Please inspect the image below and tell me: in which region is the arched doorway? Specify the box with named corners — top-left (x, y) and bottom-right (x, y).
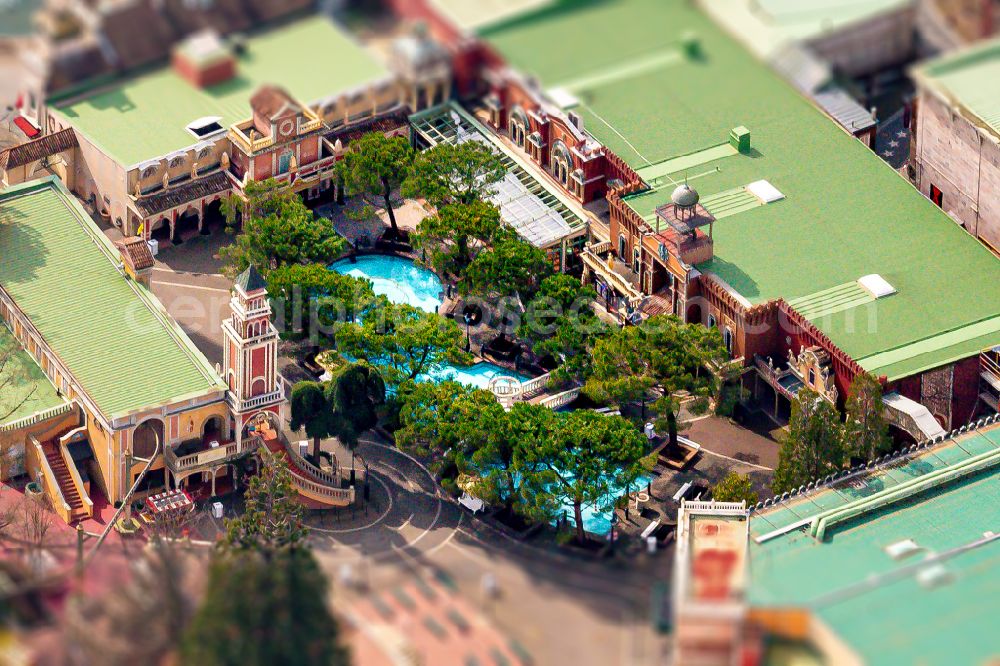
top-left (242, 410), bottom-right (281, 440)
top-left (686, 303), bottom-right (702, 325)
top-left (173, 208), bottom-right (200, 244)
top-left (150, 217), bottom-right (171, 243)
top-left (202, 199), bottom-right (223, 235)
top-left (133, 418), bottom-right (165, 458)
top-left (201, 414), bottom-right (226, 443)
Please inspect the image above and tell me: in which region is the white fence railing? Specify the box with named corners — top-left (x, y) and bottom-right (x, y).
top-left (0, 402), bottom-right (73, 432)
top-left (539, 387), bottom-right (581, 410)
top-left (166, 436), bottom-right (260, 473)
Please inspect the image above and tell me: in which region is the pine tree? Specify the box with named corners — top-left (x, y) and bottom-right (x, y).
top-left (180, 548), bottom-right (349, 666)
top-left (773, 389), bottom-right (847, 493)
top-left (845, 372), bottom-right (892, 463)
top-left (223, 448), bottom-right (307, 553)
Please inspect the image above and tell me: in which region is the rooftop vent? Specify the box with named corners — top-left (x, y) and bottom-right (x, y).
top-left (916, 562), bottom-right (953, 589)
top-left (883, 538), bottom-right (921, 560)
top-left (857, 274), bottom-right (896, 299)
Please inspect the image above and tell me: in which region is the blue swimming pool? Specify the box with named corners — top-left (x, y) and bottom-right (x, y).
top-left (424, 361), bottom-right (531, 389)
top-left (330, 254), bottom-right (443, 313)
top-left (557, 473), bottom-right (655, 537)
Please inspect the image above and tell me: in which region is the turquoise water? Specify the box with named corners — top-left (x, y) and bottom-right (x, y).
top-left (330, 254), bottom-right (443, 313)
top-left (557, 473), bottom-right (655, 537)
top-left (424, 361), bottom-right (530, 389)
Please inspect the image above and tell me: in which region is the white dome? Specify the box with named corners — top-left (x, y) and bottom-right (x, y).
top-left (671, 183), bottom-right (699, 207)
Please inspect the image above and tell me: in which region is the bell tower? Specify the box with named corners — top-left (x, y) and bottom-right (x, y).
top-left (222, 265), bottom-right (284, 441)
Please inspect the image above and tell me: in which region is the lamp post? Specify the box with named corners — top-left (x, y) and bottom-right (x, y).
top-left (464, 310), bottom-right (473, 352)
top-left (609, 511), bottom-right (619, 554)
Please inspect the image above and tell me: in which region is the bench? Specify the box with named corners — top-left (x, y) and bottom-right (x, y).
top-left (672, 481), bottom-right (693, 502)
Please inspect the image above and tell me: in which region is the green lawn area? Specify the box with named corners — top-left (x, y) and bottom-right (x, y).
top-left (0, 324), bottom-right (64, 427)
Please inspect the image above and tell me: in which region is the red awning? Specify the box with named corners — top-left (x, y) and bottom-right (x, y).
top-left (13, 116), bottom-right (40, 138)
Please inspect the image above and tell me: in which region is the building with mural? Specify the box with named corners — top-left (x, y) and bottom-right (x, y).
top-left (910, 37), bottom-right (1000, 254)
top-left (0, 177), bottom-right (354, 523)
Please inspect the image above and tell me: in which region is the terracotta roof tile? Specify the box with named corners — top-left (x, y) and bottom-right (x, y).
top-left (0, 129), bottom-right (78, 170)
top-left (135, 171), bottom-right (231, 217)
top-left (115, 236), bottom-right (155, 271)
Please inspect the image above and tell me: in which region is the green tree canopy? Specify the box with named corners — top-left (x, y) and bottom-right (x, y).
top-left (712, 472), bottom-right (759, 505)
top-left (467, 402), bottom-right (559, 523)
top-left (460, 234), bottom-right (553, 302)
top-left (519, 274), bottom-right (607, 385)
top-left (394, 380), bottom-right (499, 466)
top-left (844, 372), bottom-right (891, 463)
top-left (223, 447), bottom-right (308, 553)
top-left (290, 381), bottom-right (336, 458)
top-left (523, 411), bottom-right (647, 543)
top-left (585, 316), bottom-right (726, 445)
top-left (403, 141), bottom-right (505, 208)
top-left (337, 132), bottom-right (415, 238)
top-left (335, 302), bottom-right (471, 388)
top-left (326, 361), bottom-right (385, 460)
top-left (266, 263), bottom-right (375, 340)
top-left (219, 179), bottom-right (345, 277)
top-left (413, 200), bottom-right (503, 276)
top-left (180, 548), bottom-right (348, 666)
top-left (773, 389), bottom-right (848, 493)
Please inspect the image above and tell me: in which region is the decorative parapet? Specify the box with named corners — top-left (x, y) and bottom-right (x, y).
top-left (0, 402), bottom-right (73, 432)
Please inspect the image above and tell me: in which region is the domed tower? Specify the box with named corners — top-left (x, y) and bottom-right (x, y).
top-left (671, 183), bottom-right (701, 222)
top-left (653, 179), bottom-right (716, 265)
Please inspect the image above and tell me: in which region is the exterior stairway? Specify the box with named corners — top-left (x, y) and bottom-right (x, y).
top-left (41, 440), bottom-right (89, 522)
top-left (259, 438), bottom-right (355, 509)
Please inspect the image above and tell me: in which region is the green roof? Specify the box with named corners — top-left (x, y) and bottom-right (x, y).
top-left (0, 323), bottom-right (65, 427)
top-left (483, 0), bottom-right (1000, 374)
top-left (429, 0), bottom-right (556, 31)
top-left (0, 178), bottom-right (224, 420)
top-left (51, 16), bottom-right (390, 167)
top-left (749, 424), bottom-right (1000, 666)
top-left (915, 37), bottom-right (1000, 137)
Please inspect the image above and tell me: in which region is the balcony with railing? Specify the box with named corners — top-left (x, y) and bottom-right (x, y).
top-left (227, 388), bottom-right (284, 413)
top-left (754, 354), bottom-right (804, 401)
top-left (165, 436), bottom-right (260, 475)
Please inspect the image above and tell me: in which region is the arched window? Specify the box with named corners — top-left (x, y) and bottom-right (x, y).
top-left (633, 247), bottom-right (641, 274)
top-left (509, 106), bottom-right (529, 148)
top-left (707, 314), bottom-right (717, 328)
top-left (618, 234), bottom-right (627, 259)
top-left (723, 327), bottom-right (733, 354)
top-left (551, 140), bottom-right (572, 186)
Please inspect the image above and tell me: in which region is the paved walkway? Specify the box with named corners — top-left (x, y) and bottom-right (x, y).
top-left (308, 435), bottom-right (670, 665)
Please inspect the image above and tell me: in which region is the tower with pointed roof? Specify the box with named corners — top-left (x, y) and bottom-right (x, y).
top-left (222, 264), bottom-right (285, 441)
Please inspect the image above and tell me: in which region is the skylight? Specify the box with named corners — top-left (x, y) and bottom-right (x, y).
top-left (186, 116), bottom-right (225, 138)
